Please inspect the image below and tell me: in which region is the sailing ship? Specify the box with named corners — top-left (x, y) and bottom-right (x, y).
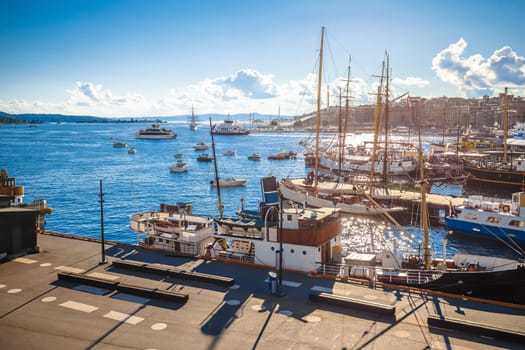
top-left (338, 90), bottom-right (525, 305)
top-left (281, 49), bottom-right (406, 217)
top-left (189, 105), bottom-right (198, 131)
top-left (463, 88), bottom-right (524, 192)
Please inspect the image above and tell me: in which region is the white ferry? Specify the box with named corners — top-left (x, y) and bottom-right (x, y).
top-left (136, 122), bottom-right (177, 139)
top-left (211, 117), bottom-right (250, 135)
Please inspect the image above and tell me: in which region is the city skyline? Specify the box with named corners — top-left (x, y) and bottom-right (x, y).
top-left (1, 0), bottom-right (524, 117)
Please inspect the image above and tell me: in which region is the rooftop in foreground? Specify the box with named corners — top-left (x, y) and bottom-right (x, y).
top-left (0, 232), bottom-right (524, 349)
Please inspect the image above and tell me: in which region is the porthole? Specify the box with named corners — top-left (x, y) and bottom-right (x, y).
top-left (302, 250), bottom-right (307, 255)
top-left (290, 249), bottom-right (295, 254)
top-left (271, 246), bottom-right (275, 251)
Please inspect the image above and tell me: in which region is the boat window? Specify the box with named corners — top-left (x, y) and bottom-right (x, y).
top-left (486, 216), bottom-right (501, 223)
top-left (290, 249), bottom-right (295, 254)
top-left (509, 220), bottom-right (525, 227)
top-left (287, 214), bottom-right (292, 221)
top-left (303, 250), bottom-right (307, 255)
top-left (465, 213), bottom-right (479, 220)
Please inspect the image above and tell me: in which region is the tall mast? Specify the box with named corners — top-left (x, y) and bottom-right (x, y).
top-left (382, 52), bottom-right (390, 186)
top-left (503, 87), bottom-right (509, 163)
top-left (369, 58), bottom-right (385, 196)
top-left (342, 56), bottom-right (351, 181)
top-left (314, 26), bottom-right (324, 193)
top-left (209, 118), bottom-right (223, 218)
top-left (416, 100), bottom-right (431, 269)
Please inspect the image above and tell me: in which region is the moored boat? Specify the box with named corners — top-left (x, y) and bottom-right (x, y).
top-left (193, 141), bottom-right (209, 150)
top-left (197, 153), bottom-right (214, 162)
top-left (445, 192), bottom-right (525, 247)
top-left (170, 161), bottom-right (188, 173)
top-left (210, 178), bottom-right (246, 188)
top-left (248, 152), bottom-right (261, 161)
top-left (130, 203), bottom-right (214, 256)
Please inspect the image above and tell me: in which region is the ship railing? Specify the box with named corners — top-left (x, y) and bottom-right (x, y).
top-left (317, 262), bottom-right (443, 285)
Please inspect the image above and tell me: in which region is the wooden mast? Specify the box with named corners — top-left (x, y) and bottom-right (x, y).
top-left (382, 53), bottom-right (390, 187)
top-left (416, 99), bottom-right (431, 269)
top-left (209, 118), bottom-right (223, 218)
top-left (503, 87), bottom-right (509, 163)
top-left (313, 26), bottom-right (324, 193)
top-left (369, 58), bottom-right (385, 196)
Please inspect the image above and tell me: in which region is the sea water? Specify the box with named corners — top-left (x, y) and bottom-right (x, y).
top-left (1, 121), bottom-right (521, 260)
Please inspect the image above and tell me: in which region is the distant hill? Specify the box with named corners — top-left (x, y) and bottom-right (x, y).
top-left (0, 111), bottom-right (289, 124)
top-left (0, 112), bottom-right (158, 124)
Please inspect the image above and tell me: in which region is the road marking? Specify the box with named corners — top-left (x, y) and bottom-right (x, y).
top-left (59, 300), bottom-right (98, 313)
top-left (42, 296), bottom-right (57, 303)
top-left (40, 263), bottom-right (52, 267)
top-left (54, 266), bottom-right (85, 274)
top-left (103, 310), bottom-right (144, 325)
top-left (73, 284), bottom-right (111, 295)
top-left (226, 299), bottom-right (240, 306)
top-left (7, 288), bottom-right (22, 294)
top-left (151, 323), bottom-right (167, 331)
top-left (13, 257), bottom-right (38, 264)
top-left (0, 284), bottom-right (6, 289)
top-left (264, 279), bottom-right (302, 287)
top-left (87, 272), bottom-right (120, 281)
top-left (277, 310), bottom-right (293, 316)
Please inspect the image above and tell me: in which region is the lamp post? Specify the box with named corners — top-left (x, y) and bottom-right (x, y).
top-left (278, 193), bottom-right (284, 296)
top-left (99, 179), bottom-right (107, 265)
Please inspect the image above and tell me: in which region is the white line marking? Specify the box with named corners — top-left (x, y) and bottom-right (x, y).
top-left (13, 257), bottom-right (38, 264)
top-left (87, 272), bottom-right (120, 281)
top-left (54, 266), bottom-right (85, 274)
top-left (41, 296), bottom-right (57, 303)
top-left (0, 284), bottom-right (6, 289)
top-left (59, 300), bottom-right (98, 313)
top-left (7, 288), bottom-right (22, 294)
top-left (103, 310), bottom-right (144, 325)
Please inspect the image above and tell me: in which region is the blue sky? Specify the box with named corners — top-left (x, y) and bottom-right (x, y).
top-left (1, 0), bottom-right (524, 117)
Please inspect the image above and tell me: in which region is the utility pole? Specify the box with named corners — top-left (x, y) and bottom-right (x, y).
top-left (99, 179), bottom-right (107, 265)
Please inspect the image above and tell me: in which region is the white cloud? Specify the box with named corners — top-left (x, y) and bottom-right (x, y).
top-left (0, 69), bottom-right (407, 117)
top-left (392, 76), bottom-right (429, 88)
top-left (432, 38), bottom-right (525, 97)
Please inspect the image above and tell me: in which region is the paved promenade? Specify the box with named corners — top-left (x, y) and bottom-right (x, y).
top-left (0, 233), bottom-right (523, 349)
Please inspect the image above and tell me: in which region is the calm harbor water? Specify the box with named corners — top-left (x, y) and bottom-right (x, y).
top-left (1, 121), bottom-right (521, 260)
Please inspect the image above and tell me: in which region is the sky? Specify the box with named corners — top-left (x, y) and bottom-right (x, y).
top-left (1, 0), bottom-right (525, 118)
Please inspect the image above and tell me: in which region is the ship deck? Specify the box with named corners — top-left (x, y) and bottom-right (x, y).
top-left (1, 232), bottom-right (524, 349)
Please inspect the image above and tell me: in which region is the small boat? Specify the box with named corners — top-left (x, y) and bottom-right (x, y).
top-left (445, 192), bottom-right (525, 247)
top-left (211, 117), bottom-right (250, 135)
top-left (223, 150), bottom-right (236, 156)
top-left (210, 178), bottom-right (247, 188)
top-left (127, 147), bottom-right (137, 154)
top-left (248, 153), bottom-right (261, 161)
top-left (130, 203), bottom-right (214, 255)
top-left (268, 151), bottom-right (297, 160)
top-left (193, 141), bottom-right (209, 150)
top-left (170, 162), bottom-right (188, 173)
top-left (197, 154), bottom-right (214, 162)
top-left (135, 122), bottom-right (177, 139)
top-left (113, 141), bottom-right (128, 148)
top-left (174, 153), bottom-right (183, 158)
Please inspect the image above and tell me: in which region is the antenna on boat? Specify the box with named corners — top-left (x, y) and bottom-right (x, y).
top-left (209, 118), bottom-right (223, 218)
top-left (98, 179), bottom-right (107, 265)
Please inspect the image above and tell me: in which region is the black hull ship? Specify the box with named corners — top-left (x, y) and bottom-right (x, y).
top-left (464, 163), bottom-right (525, 193)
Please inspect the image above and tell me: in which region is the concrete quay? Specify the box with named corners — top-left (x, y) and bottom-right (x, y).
top-left (0, 232), bottom-right (524, 350)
